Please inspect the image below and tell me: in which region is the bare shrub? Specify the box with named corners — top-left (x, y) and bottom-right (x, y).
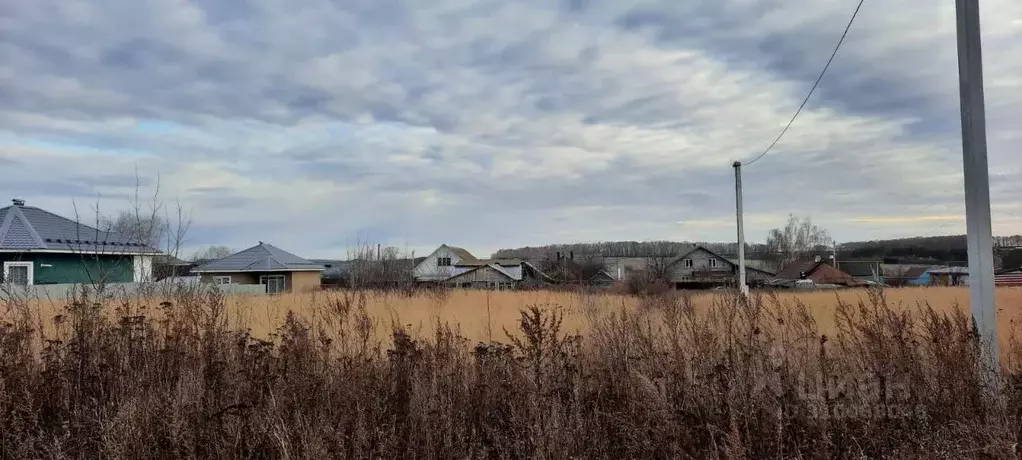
top-left (0, 288), bottom-right (1019, 459)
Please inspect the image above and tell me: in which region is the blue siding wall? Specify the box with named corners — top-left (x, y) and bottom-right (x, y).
top-left (907, 272), bottom-right (932, 286)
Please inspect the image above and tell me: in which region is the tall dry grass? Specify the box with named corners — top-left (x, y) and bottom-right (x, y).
top-left (1, 286), bottom-right (1021, 458)
top-left (23, 286), bottom-right (1022, 350)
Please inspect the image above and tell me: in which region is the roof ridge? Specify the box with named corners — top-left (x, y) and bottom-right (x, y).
top-left (0, 205), bottom-right (47, 249)
top-left (0, 206), bottom-right (20, 243)
top-left (20, 205), bottom-right (110, 236)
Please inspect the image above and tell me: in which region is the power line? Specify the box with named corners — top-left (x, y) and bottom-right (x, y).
top-left (744, 0), bottom-right (867, 167)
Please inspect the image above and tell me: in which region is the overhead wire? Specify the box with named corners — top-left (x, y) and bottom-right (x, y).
top-left (743, 0), bottom-right (867, 167)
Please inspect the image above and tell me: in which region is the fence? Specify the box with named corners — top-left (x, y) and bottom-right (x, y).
top-left (0, 281), bottom-right (266, 302)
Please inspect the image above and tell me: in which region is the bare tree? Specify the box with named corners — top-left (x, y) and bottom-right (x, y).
top-left (98, 172), bottom-right (191, 260)
top-left (67, 171), bottom-right (191, 295)
top-left (766, 214), bottom-right (832, 271)
top-left (539, 252), bottom-right (608, 286)
top-left (190, 245), bottom-right (234, 262)
top-left (344, 241), bottom-right (416, 291)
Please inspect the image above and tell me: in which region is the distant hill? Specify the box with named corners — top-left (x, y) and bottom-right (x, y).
top-left (492, 241), bottom-right (767, 260)
top-left (839, 235), bottom-right (968, 263)
top-left (841, 235), bottom-right (1021, 263)
top-left (494, 235), bottom-right (1022, 265)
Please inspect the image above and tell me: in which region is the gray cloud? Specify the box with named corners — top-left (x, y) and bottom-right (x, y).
top-left (0, 0), bottom-right (1020, 257)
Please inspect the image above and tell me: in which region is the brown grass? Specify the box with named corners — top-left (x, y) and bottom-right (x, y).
top-left (20, 286), bottom-right (1022, 349)
top-left (2, 286), bottom-right (1022, 458)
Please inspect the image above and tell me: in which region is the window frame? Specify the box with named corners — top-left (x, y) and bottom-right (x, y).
top-left (2, 261), bottom-right (33, 286)
top-left (260, 274), bottom-right (287, 294)
top-left (709, 258), bottom-right (717, 268)
top-left (438, 257), bottom-right (452, 267)
top-left (684, 259), bottom-right (693, 268)
top-left (214, 275), bottom-right (232, 285)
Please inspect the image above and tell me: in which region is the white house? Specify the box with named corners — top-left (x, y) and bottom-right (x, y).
top-left (412, 244), bottom-right (553, 288)
top-left (412, 244), bottom-right (480, 281)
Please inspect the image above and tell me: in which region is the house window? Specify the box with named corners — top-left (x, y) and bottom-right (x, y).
top-left (438, 257), bottom-right (452, 267)
top-left (684, 259), bottom-right (693, 268)
top-left (260, 274), bottom-right (287, 294)
top-left (709, 258), bottom-right (717, 268)
top-left (214, 276), bottom-right (232, 285)
top-left (2, 262), bottom-right (33, 286)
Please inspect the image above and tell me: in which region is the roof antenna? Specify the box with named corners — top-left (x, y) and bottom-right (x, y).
top-left (11, 198), bottom-right (25, 206)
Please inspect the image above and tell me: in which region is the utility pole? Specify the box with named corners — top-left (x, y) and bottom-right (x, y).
top-left (955, 0), bottom-right (998, 373)
top-left (733, 161), bottom-right (748, 296)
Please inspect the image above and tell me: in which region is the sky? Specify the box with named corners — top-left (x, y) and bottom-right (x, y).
top-left (1, 0), bottom-right (1020, 258)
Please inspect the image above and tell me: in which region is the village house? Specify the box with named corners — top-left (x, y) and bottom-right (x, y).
top-left (881, 264), bottom-right (934, 286)
top-left (996, 267), bottom-right (1022, 287)
top-left (413, 244), bottom-right (553, 289)
top-left (836, 260), bottom-right (884, 284)
top-left (0, 199), bottom-right (161, 286)
top-left (927, 266), bottom-right (970, 286)
top-left (772, 257), bottom-right (868, 288)
top-left (192, 242), bottom-right (325, 294)
top-left (664, 245), bottom-right (775, 289)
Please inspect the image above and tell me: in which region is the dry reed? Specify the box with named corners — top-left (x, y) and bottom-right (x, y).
top-left (0, 286), bottom-right (1020, 458)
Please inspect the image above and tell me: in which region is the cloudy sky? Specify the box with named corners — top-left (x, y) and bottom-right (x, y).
top-left (1, 0), bottom-right (1020, 258)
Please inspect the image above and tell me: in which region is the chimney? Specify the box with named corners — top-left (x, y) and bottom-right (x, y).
top-left (569, 251), bottom-right (574, 260)
top-left (11, 198), bottom-right (25, 207)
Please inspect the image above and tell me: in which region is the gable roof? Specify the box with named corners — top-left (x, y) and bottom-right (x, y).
top-left (839, 261), bottom-right (882, 278)
top-left (776, 260), bottom-right (866, 286)
top-left (446, 264), bottom-right (517, 281)
top-left (885, 265), bottom-right (931, 279)
top-left (443, 245), bottom-right (479, 263)
top-left (0, 201), bottom-right (159, 254)
top-left (667, 245), bottom-right (730, 267)
top-left (663, 245), bottom-right (777, 276)
top-left (454, 258), bottom-right (522, 267)
top-left (776, 260), bottom-right (826, 280)
top-left (193, 242), bottom-right (325, 273)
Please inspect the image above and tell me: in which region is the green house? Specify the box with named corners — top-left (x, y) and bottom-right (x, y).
top-left (0, 199), bottom-right (162, 286)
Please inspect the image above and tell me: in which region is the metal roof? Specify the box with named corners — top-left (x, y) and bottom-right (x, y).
top-left (446, 263), bottom-right (519, 281)
top-left (884, 265), bottom-right (932, 279)
top-left (444, 245), bottom-right (479, 263)
top-left (454, 258), bottom-right (522, 267)
top-left (0, 200), bottom-right (159, 254)
top-left (193, 242), bottom-right (325, 272)
top-left (838, 261), bottom-right (882, 278)
top-left (928, 266), bottom-right (970, 274)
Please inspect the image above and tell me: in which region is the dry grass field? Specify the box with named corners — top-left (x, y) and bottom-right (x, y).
top-left (16, 285), bottom-right (1022, 348)
top-left (4, 285), bottom-right (1022, 458)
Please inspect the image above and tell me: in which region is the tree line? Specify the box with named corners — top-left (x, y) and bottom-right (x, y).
top-left (494, 215), bottom-right (1022, 270)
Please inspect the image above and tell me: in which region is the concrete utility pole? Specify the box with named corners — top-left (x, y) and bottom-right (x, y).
top-left (955, 0), bottom-right (998, 372)
top-left (733, 161), bottom-right (748, 296)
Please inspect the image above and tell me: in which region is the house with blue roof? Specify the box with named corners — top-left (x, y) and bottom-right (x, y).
top-left (192, 242), bottom-right (325, 294)
top-left (0, 199), bottom-right (162, 286)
